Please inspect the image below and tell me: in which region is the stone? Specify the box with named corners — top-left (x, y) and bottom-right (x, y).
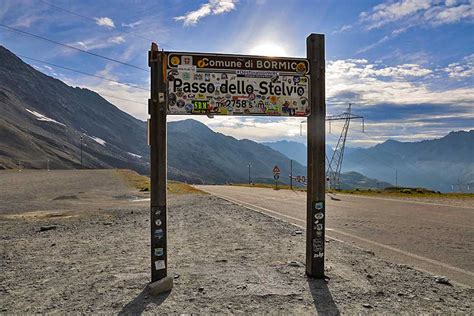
top-left (362, 303), bottom-right (373, 309)
top-left (39, 225), bottom-right (57, 232)
top-left (148, 276), bottom-right (173, 295)
top-left (434, 276), bottom-right (452, 285)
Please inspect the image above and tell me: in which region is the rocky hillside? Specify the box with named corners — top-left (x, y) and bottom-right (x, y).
top-left (0, 46), bottom-right (149, 173)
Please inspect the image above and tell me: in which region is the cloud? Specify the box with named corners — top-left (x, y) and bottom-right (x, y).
top-left (94, 16), bottom-right (115, 28)
top-left (122, 20), bottom-right (143, 28)
top-left (443, 53), bottom-right (474, 79)
top-left (360, 0), bottom-right (474, 30)
top-left (108, 36), bottom-right (125, 44)
top-left (174, 0), bottom-right (237, 26)
top-left (70, 35), bottom-right (127, 51)
top-left (332, 24), bottom-right (353, 34)
top-left (425, 3), bottom-right (474, 25)
top-left (326, 58), bottom-right (474, 107)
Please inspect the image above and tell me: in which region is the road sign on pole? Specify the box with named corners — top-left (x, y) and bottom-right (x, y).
top-left (148, 34), bottom-right (326, 291)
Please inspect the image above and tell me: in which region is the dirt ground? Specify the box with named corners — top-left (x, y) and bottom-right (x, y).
top-left (1, 170), bottom-right (473, 313)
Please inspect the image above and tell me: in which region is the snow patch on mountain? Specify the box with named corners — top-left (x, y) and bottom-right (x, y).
top-left (25, 108), bottom-right (65, 126)
top-left (127, 152), bottom-right (142, 159)
top-left (89, 136), bottom-right (106, 146)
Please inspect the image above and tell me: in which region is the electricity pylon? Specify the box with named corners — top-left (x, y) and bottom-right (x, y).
top-left (326, 104), bottom-right (364, 189)
top-left (300, 103), bottom-right (364, 189)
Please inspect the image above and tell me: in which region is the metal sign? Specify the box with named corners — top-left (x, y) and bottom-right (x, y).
top-left (166, 52), bottom-right (310, 116)
top-left (290, 175), bottom-right (307, 185)
top-left (272, 165), bottom-right (281, 174)
top-left (148, 34), bottom-right (326, 292)
top-left (274, 174), bottom-right (280, 180)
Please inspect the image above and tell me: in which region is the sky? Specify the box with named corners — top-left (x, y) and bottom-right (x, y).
top-left (0, 0), bottom-right (473, 147)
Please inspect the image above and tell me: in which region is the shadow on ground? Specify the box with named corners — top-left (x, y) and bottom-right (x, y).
top-left (119, 287), bottom-right (170, 315)
top-left (307, 278), bottom-right (340, 315)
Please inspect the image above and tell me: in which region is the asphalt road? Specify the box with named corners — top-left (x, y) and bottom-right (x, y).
top-left (197, 185), bottom-right (474, 287)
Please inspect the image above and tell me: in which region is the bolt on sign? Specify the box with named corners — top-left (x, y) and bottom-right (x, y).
top-left (166, 53), bottom-right (310, 116)
top-left (148, 34), bottom-right (326, 293)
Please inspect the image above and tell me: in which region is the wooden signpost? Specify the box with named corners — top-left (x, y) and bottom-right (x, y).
top-left (148, 34), bottom-right (325, 292)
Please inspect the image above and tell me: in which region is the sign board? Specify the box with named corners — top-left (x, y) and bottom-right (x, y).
top-left (290, 175), bottom-right (307, 185)
top-left (166, 52), bottom-right (310, 116)
top-left (148, 34), bottom-right (326, 288)
top-left (274, 174), bottom-right (280, 180)
top-left (272, 165), bottom-right (281, 174)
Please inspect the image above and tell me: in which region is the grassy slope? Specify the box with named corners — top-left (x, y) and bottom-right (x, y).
top-left (115, 169), bottom-right (203, 194)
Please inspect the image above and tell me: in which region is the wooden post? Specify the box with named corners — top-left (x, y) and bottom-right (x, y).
top-left (306, 34), bottom-right (326, 278)
top-left (148, 43), bottom-right (173, 293)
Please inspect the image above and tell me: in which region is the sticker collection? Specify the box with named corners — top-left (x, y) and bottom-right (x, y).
top-left (152, 207), bottom-right (166, 271)
top-left (312, 201), bottom-right (325, 259)
top-left (166, 55), bottom-right (310, 116)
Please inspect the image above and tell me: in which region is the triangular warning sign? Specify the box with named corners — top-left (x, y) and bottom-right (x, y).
top-left (272, 165), bottom-right (281, 174)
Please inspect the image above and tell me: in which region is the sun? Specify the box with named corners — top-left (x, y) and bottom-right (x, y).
top-left (249, 43), bottom-right (288, 57)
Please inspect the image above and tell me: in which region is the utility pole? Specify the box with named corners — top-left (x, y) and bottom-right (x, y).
top-left (80, 135), bottom-right (83, 168)
top-left (248, 163), bottom-right (251, 185)
top-left (300, 104), bottom-right (364, 190)
top-left (395, 169), bottom-right (398, 187)
top-left (290, 159), bottom-right (293, 190)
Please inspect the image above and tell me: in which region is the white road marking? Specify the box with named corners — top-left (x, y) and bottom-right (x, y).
top-left (337, 193), bottom-right (474, 210)
top-left (201, 187), bottom-right (474, 285)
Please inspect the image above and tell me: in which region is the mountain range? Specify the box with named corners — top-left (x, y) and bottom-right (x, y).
top-left (1, 45), bottom-right (471, 192)
top-left (263, 132), bottom-right (474, 192)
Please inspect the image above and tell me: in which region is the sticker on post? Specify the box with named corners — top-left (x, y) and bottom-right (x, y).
top-left (313, 252), bottom-right (324, 258)
top-left (316, 223), bottom-right (323, 231)
top-left (314, 202), bottom-right (324, 210)
top-left (314, 212), bottom-right (324, 220)
top-left (154, 248), bottom-right (164, 256)
top-left (155, 260), bottom-right (166, 270)
top-left (154, 228), bottom-right (164, 239)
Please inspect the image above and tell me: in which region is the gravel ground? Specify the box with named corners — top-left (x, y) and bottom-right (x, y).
top-left (1, 191), bottom-right (472, 314)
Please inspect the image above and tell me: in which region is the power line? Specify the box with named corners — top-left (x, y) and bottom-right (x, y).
top-left (18, 54), bottom-right (148, 91)
top-left (0, 23), bottom-right (149, 72)
top-left (38, 0), bottom-right (177, 50)
top-left (97, 93), bottom-right (145, 105)
top-left (18, 57), bottom-right (148, 105)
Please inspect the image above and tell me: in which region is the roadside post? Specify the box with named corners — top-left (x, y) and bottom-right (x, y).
top-left (148, 34), bottom-right (326, 291)
top-left (148, 43), bottom-right (173, 293)
top-left (290, 159), bottom-right (293, 190)
top-left (306, 34), bottom-right (326, 278)
top-left (273, 165), bottom-right (280, 190)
